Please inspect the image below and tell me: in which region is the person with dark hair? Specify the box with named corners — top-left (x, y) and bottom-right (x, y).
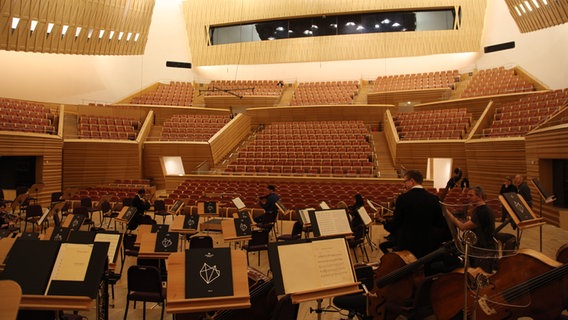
top-left (128, 188), bottom-right (151, 230)
top-left (256, 185), bottom-right (280, 223)
top-left (445, 167), bottom-right (463, 190)
top-left (385, 169), bottom-right (452, 259)
top-left (513, 174), bottom-right (532, 208)
top-left (445, 186), bottom-right (496, 272)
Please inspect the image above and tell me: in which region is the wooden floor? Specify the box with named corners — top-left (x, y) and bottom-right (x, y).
top-left (68, 214), bottom-right (568, 320)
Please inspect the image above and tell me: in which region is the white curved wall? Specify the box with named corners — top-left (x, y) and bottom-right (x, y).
top-left (0, 0), bottom-right (565, 105)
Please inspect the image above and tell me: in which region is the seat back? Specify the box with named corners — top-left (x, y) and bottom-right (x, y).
top-left (248, 229), bottom-right (269, 247)
top-left (189, 235), bottom-right (213, 249)
top-left (291, 221), bottom-right (303, 237)
top-left (26, 204), bottom-right (43, 218)
top-left (80, 197), bottom-right (92, 208)
top-left (100, 200), bottom-right (112, 213)
top-left (127, 265), bottom-right (163, 295)
top-left (154, 200), bottom-right (166, 211)
top-left (271, 294), bottom-right (299, 320)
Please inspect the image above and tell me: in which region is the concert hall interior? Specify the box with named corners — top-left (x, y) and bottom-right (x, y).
top-left (0, 0), bottom-right (568, 319)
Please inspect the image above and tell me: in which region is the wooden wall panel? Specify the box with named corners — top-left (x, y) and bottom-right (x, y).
top-left (0, 132), bottom-right (62, 207)
top-left (142, 142), bottom-right (213, 189)
top-left (525, 124), bottom-right (568, 227)
top-left (395, 140), bottom-right (467, 177)
top-left (62, 140), bottom-right (141, 188)
top-left (464, 138), bottom-right (527, 204)
top-left (209, 114), bottom-right (251, 165)
top-left (183, 0), bottom-right (487, 66)
top-left (246, 104), bottom-right (392, 127)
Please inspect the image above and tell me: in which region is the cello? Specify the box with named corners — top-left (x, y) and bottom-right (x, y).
top-left (369, 244), bottom-right (455, 319)
top-left (430, 248), bottom-right (568, 320)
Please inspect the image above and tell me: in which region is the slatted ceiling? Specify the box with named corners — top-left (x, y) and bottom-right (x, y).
top-left (183, 0), bottom-right (487, 66)
top-left (505, 0), bottom-right (568, 33)
top-left (0, 0), bottom-right (154, 55)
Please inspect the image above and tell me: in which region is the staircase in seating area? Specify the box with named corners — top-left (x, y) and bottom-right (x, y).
top-left (277, 84), bottom-right (296, 106)
top-left (370, 131), bottom-right (398, 178)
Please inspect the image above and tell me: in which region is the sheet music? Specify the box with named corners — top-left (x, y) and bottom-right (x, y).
top-left (232, 197), bottom-right (246, 210)
top-left (277, 238), bottom-right (354, 294)
top-left (314, 209), bottom-right (352, 236)
top-left (357, 206), bottom-right (372, 226)
top-left (298, 208), bottom-right (315, 224)
top-left (366, 199), bottom-right (377, 212)
top-left (37, 207), bottom-right (50, 226)
top-left (319, 201), bottom-right (330, 210)
top-left (94, 233), bottom-right (121, 263)
top-left (46, 243), bottom-right (93, 294)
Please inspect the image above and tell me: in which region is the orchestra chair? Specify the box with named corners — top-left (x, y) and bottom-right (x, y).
top-left (188, 235), bottom-right (214, 249)
top-left (124, 265), bottom-right (166, 320)
top-left (49, 191), bottom-right (64, 208)
top-left (243, 229), bottom-right (270, 266)
top-left (276, 220), bottom-right (303, 242)
top-left (348, 225), bottom-right (369, 263)
top-left (271, 294), bottom-right (299, 320)
top-left (0, 280), bottom-right (21, 320)
top-left (98, 200), bottom-right (114, 229)
top-left (255, 212), bottom-right (277, 240)
top-left (72, 206), bottom-right (91, 230)
top-left (80, 197), bottom-right (100, 228)
top-left (332, 264), bottom-right (375, 320)
top-left (23, 204), bottom-right (43, 233)
top-left (152, 199), bottom-right (169, 224)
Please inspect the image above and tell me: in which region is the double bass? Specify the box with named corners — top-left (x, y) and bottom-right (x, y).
top-left (369, 244), bottom-right (456, 319)
top-left (430, 248), bottom-right (568, 320)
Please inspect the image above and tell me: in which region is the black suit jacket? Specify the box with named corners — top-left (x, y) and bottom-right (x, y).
top-left (387, 187), bottom-right (451, 258)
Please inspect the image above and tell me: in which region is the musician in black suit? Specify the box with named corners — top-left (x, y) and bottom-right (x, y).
top-left (128, 188), bottom-right (151, 230)
top-left (385, 169), bottom-right (452, 259)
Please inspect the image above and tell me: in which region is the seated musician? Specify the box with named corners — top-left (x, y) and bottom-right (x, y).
top-left (256, 185), bottom-right (279, 223)
top-left (128, 188), bottom-right (152, 231)
top-left (445, 185), bottom-right (497, 272)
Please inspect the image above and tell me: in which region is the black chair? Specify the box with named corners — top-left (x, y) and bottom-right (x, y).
top-left (188, 235), bottom-right (214, 249)
top-left (255, 212), bottom-right (277, 240)
top-left (124, 265), bottom-right (166, 320)
top-left (271, 294), bottom-right (299, 320)
top-left (276, 220), bottom-right (303, 242)
top-left (23, 204), bottom-right (43, 233)
top-left (242, 229), bottom-right (270, 266)
top-left (332, 264), bottom-right (375, 320)
top-left (98, 201), bottom-right (115, 229)
top-left (80, 197), bottom-right (96, 229)
top-left (348, 224), bottom-right (369, 263)
top-left (152, 200), bottom-right (169, 224)
top-left (72, 206), bottom-right (90, 230)
top-left (50, 191), bottom-right (64, 208)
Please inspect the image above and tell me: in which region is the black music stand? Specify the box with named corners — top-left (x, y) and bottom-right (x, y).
top-left (531, 178), bottom-right (557, 252)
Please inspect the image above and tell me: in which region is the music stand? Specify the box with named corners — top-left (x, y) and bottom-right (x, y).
top-left (499, 192), bottom-right (545, 248)
top-left (531, 178), bottom-right (557, 252)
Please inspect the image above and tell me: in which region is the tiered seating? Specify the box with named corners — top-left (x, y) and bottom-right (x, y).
top-left (160, 114), bottom-right (230, 141)
top-left (78, 115), bottom-right (140, 140)
top-left (225, 121), bottom-right (374, 177)
top-left (0, 98), bottom-right (57, 134)
top-left (169, 179), bottom-right (404, 211)
top-left (290, 81), bottom-right (358, 105)
top-left (461, 67), bottom-right (534, 98)
top-left (394, 108), bottom-right (472, 140)
top-left (372, 70), bottom-right (459, 92)
top-left (204, 80), bottom-right (283, 96)
top-left (130, 81), bottom-right (194, 106)
top-left (483, 89), bottom-right (568, 137)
